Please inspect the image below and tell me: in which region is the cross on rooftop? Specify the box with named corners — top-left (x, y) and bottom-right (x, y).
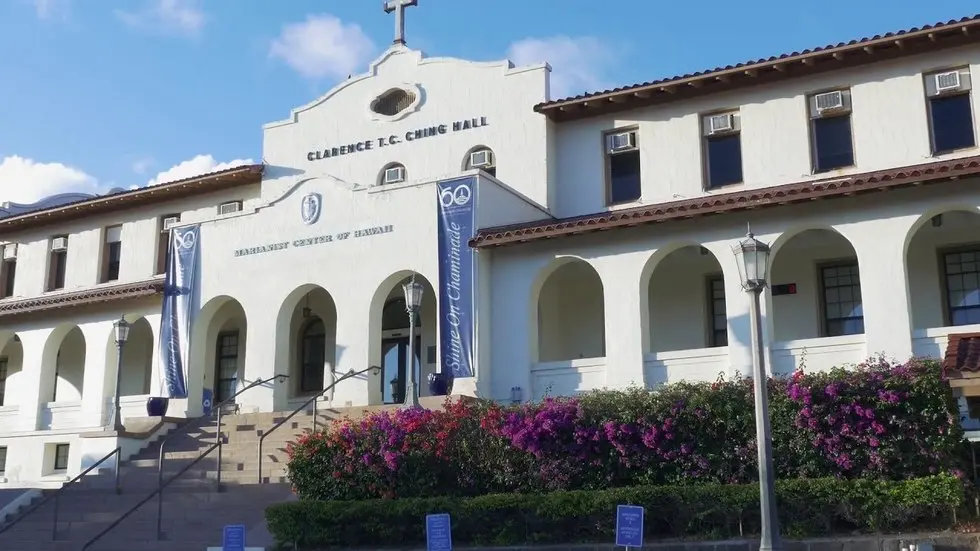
top-left (384, 0), bottom-right (418, 46)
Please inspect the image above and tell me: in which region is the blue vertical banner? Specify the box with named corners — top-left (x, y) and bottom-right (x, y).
top-left (436, 176), bottom-right (477, 378)
top-left (157, 224), bottom-right (201, 399)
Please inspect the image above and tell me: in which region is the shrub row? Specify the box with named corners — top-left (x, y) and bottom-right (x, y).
top-left (285, 358), bottom-right (968, 500)
top-left (265, 474), bottom-right (965, 548)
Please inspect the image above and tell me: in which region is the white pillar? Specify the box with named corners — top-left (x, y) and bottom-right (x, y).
top-left (838, 217), bottom-right (916, 362)
top-left (709, 243), bottom-right (752, 379)
top-left (79, 320), bottom-right (113, 429)
top-left (238, 301), bottom-right (278, 414)
top-left (488, 259), bottom-right (536, 402)
top-left (333, 295), bottom-right (373, 408)
top-left (12, 328), bottom-right (51, 432)
top-left (593, 253), bottom-right (646, 389)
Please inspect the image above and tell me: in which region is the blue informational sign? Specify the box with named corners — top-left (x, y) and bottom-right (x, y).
top-left (425, 513), bottom-right (452, 551)
top-left (222, 524), bottom-right (246, 551)
top-left (436, 176), bottom-right (477, 379)
top-left (615, 504), bottom-right (644, 548)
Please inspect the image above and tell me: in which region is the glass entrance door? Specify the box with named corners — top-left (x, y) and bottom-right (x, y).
top-left (215, 330), bottom-right (240, 403)
top-left (380, 335), bottom-right (422, 405)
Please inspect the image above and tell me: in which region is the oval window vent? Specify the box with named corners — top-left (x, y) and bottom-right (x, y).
top-left (370, 88), bottom-right (417, 117)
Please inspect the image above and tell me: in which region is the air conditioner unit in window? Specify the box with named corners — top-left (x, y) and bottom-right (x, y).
top-left (606, 131), bottom-right (636, 153)
top-left (162, 216), bottom-right (180, 232)
top-left (708, 113), bottom-right (736, 134)
top-left (51, 237), bottom-right (68, 251)
top-left (814, 90), bottom-right (845, 113)
top-left (2, 244), bottom-right (16, 260)
top-left (218, 201), bottom-right (241, 215)
top-left (936, 71), bottom-right (962, 93)
top-left (384, 166), bottom-right (406, 184)
top-left (469, 149), bottom-right (494, 168)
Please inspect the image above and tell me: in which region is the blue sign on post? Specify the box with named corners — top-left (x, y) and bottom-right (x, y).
top-left (222, 524), bottom-right (246, 551)
top-left (425, 513), bottom-right (452, 551)
top-left (202, 387), bottom-right (214, 417)
top-left (615, 505), bottom-right (644, 548)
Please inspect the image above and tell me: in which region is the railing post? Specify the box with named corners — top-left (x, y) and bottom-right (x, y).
top-left (312, 396), bottom-right (318, 432)
top-left (257, 438), bottom-right (263, 484)
top-left (114, 448), bottom-right (121, 495)
top-left (216, 406), bottom-right (223, 493)
top-left (51, 493), bottom-right (59, 540)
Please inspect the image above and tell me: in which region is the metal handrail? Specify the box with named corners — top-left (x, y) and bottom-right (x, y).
top-left (257, 365), bottom-right (380, 484)
top-left (81, 441), bottom-right (221, 550)
top-left (0, 446), bottom-right (121, 540)
top-left (156, 374), bottom-right (288, 493)
top-left (156, 374), bottom-right (288, 536)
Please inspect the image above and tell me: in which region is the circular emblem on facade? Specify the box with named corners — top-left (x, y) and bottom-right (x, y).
top-left (440, 184), bottom-right (472, 208)
top-left (301, 192), bottom-right (322, 225)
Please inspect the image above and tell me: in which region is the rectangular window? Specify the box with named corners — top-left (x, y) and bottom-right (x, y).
top-left (0, 358), bottom-right (7, 407)
top-left (0, 447), bottom-right (6, 475)
top-left (0, 259), bottom-right (15, 299)
top-left (820, 262), bottom-right (864, 337)
top-left (604, 129), bottom-right (641, 205)
top-left (943, 249), bottom-right (980, 325)
top-left (215, 331), bottom-right (240, 403)
top-left (808, 89), bottom-right (854, 172)
top-left (102, 225), bottom-right (122, 282)
top-left (157, 214), bottom-right (180, 275)
top-left (707, 276), bottom-right (727, 347)
top-left (53, 443), bottom-right (69, 471)
top-left (47, 236), bottom-right (68, 291)
top-left (702, 111), bottom-right (743, 188)
top-left (925, 68), bottom-right (976, 154)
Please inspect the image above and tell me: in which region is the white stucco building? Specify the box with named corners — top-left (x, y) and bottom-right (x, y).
top-left (3, 12), bottom-right (980, 485)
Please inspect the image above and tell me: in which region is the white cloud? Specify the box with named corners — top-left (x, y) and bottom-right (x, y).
top-left (30, 0), bottom-right (69, 20)
top-left (147, 155), bottom-right (253, 186)
top-left (0, 156), bottom-right (102, 204)
top-left (131, 156), bottom-right (155, 175)
top-left (507, 36), bottom-right (616, 100)
top-left (269, 14), bottom-right (376, 80)
top-left (116, 0), bottom-right (206, 37)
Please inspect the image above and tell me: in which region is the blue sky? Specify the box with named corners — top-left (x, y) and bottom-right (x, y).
top-left (0, 0), bottom-right (976, 204)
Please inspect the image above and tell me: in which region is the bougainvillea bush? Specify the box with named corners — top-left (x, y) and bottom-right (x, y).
top-left (285, 358), bottom-right (966, 501)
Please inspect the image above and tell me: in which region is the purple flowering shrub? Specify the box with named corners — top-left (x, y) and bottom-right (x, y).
top-left (286, 358), bottom-right (965, 501)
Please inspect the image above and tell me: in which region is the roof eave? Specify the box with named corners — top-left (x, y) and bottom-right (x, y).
top-left (535, 17), bottom-right (980, 123)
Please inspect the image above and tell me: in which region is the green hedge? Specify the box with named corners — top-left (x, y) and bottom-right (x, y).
top-left (266, 474), bottom-right (964, 548)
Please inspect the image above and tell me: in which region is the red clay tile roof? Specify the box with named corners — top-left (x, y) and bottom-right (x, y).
top-left (0, 164), bottom-right (264, 235)
top-left (0, 279), bottom-right (164, 318)
top-left (943, 332), bottom-right (980, 377)
top-left (536, 15), bottom-right (980, 122)
top-left (471, 155), bottom-right (980, 248)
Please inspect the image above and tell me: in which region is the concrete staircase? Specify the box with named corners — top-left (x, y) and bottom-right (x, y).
top-left (0, 399), bottom-right (418, 551)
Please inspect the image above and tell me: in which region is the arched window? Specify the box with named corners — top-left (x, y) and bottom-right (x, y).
top-left (379, 163), bottom-right (407, 186)
top-left (464, 146), bottom-right (496, 178)
top-left (299, 317), bottom-right (326, 393)
top-left (382, 298), bottom-right (419, 331)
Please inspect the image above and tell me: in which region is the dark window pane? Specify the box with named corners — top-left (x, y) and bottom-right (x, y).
top-left (822, 263), bottom-right (864, 337)
top-left (706, 134), bottom-right (742, 188)
top-left (608, 150), bottom-right (641, 203)
top-left (812, 115), bottom-right (854, 172)
top-left (54, 444), bottom-right (69, 470)
top-left (930, 94), bottom-right (975, 153)
top-left (708, 277), bottom-right (727, 347)
top-left (52, 252), bottom-right (67, 290)
top-left (945, 250), bottom-right (980, 326)
top-left (106, 242), bottom-right (121, 281)
top-left (2, 261), bottom-right (14, 298)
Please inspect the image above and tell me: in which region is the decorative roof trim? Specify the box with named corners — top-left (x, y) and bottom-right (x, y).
top-left (535, 15), bottom-right (980, 122)
top-left (471, 155), bottom-right (980, 248)
top-left (0, 279), bottom-right (165, 317)
top-left (0, 164), bottom-right (264, 234)
top-left (943, 332), bottom-right (980, 378)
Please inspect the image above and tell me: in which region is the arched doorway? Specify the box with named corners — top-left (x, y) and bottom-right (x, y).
top-left (380, 296), bottom-right (421, 404)
top-left (278, 285), bottom-right (338, 398)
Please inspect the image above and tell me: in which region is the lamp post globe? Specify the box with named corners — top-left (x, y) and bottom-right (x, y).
top-left (111, 317), bottom-right (131, 432)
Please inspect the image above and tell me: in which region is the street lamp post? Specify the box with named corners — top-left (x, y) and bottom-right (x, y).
top-left (402, 275), bottom-right (424, 409)
top-left (111, 317), bottom-right (131, 433)
top-left (733, 229), bottom-right (782, 551)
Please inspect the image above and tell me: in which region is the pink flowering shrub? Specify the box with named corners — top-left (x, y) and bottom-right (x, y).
top-left (286, 358), bottom-right (966, 501)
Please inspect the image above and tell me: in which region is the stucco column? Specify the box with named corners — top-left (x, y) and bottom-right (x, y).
top-left (594, 253), bottom-right (646, 389)
top-left (79, 320), bottom-right (113, 429)
top-left (14, 328), bottom-right (53, 432)
top-left (143, 312), bottom-right (162, 400)
top-left (238, 301), bottom-right (278, 414)
top-left (488, 259), bottom-right (535, 402)
top-left (838, 217), bottom-right (917, 362)
top-left (333, 297), bottom-right (373, 407)
top-left (707, 243), bottom-right (753, 379)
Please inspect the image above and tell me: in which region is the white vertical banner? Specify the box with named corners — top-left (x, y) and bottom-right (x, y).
top-left (156, 224), bottom-right (201, 399)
